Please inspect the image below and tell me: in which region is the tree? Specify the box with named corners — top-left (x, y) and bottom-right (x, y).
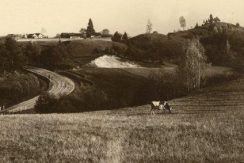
top-left (202, 20), bottom-right (206, 26)
top-left (39, 42), bottom-right (71, 68)
top-left (86, 18), bottom-right (95, 38)
top-left (209, 14), bottom-right (214, 24)
top-left (195, 23), bottom-right (199, 29)
top-left (179, 16), bottom-right (186, 30)
top-left (35, 93), bottom-right (58, 113)
top-left (225, 39), bottom-right (231, 54)
top-left (236, 22), bottom-right (240, 27)
top-left (0, 44), bottom-right (8, 73)
top-left (178, 38), bottom-right (206, 91)
top-left (4, 37), bottom-right (26, 70)
top-left (24, 42), bottom-right (41, 65)
top-left (146, 19), bottom-right (153, 34)
top-left (80, 28), bottom-right (86, 34)
top-left (214, 17), bottom-right (221, 23)
top-left (112, 32), bottom-right (122, 42)
top-left (122, 32), bottom-right (128, 42)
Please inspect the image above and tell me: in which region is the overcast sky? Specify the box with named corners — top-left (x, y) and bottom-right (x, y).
top-left (0, 0), bottom-right (243, 37)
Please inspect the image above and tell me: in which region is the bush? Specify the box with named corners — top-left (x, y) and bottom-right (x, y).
top-left (35, 86), bottom-right (109, 113)
top-left (35, 93), bottom-right (58, 113)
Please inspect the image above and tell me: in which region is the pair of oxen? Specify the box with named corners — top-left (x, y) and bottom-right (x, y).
top-left (150, 101), bottom-right (172, 115)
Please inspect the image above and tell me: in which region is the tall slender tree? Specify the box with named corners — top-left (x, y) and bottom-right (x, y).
top-left (178, 38), bottom-right (206, 91)
top-left (195, 23), bottom-right (199, 29)
top-left (122, 32), bottom-right (128, 42)
top-left (86, 18), bottom-right (95, 37)
top-left (146, 19), bottom-right (153, 34)
top-left (209, 14), bottom-right (214, 24)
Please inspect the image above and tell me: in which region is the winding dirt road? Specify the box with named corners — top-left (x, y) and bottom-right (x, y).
top-left (1, 67), bottom-right (75, 113)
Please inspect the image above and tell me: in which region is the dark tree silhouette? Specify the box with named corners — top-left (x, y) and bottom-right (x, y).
top-left (3, 37), bottom-right (26, 71)
top-left (24, 42), bottom-right (41, 65)
top-left (86, 18), bottom-right (95, 38)
top-left (122, 32), bottom-right (128, 42)
top-left (214, 17), bottom-right (221, 23)
top-left (209, 14), bottom-right (214, 24)
top-left (112, 32), bottom-right (122, 42)
top-left (195, 23), bottom-right (199, 29)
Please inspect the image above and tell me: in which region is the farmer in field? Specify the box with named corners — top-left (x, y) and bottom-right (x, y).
top-left (163, 101), bottom-right (172, 113)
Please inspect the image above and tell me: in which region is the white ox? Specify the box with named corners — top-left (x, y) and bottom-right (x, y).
top-left (150, 101), bottom-right (164, 115)
top-left (150, 101), bottom-right (172, 115)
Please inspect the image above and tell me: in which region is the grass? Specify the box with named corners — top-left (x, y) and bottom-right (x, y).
top-left (52, 65), bottom-right (238, 113)
top-left (0, 75), bottom-right (243, 162)
top-left (54, 65), bottom-right (181, 113)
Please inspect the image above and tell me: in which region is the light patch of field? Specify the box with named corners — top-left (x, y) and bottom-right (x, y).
top-left (88, 55), bottom-right (140, 68)
top-left (0, 74), bottom-right (243, 162)
top-left (203, 66), bottom-right (234, 77)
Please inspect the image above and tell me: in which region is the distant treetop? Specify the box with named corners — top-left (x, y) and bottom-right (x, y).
top-left (86, 18), bottom-right (95, 37)
top-left (179, 16), bottom-right (186, 30)
top-left (146, 19), bottom-right (153, 34)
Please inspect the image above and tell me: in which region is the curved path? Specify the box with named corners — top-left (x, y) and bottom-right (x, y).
top-left (1, 67), bottom-right (75, 113)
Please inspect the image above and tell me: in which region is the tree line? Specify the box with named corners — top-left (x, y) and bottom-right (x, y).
top-left (0, 37), bottom-right (26, 74)
top-left (0, 37), bottom-right (75, 75)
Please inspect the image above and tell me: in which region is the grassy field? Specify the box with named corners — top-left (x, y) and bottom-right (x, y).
top-left (0, 74), bottom-right (243, 162)
top-left (52, 66), bottom-right (239, 113)
top-left (54, 65), bottom-right (184, 113)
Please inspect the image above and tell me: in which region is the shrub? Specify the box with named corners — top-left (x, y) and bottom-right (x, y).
top-left (35, 93), bottom-right (58, 113)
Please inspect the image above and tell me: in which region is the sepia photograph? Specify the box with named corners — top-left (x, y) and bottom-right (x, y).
top-left (0, 0), bottom-right (243, 162)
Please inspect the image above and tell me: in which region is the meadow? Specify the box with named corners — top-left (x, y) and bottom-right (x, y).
top-left (45, 65), bottom-right (239, 113)
top-left (0, 74), bottom-right (243, 162)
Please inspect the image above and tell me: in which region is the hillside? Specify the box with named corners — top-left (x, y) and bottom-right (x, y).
top-left (19, 39), bottom-right (127, 69)
top-left (55, 66), bottom-right (179, 113)
top-left (124, 22), bottom-right (244, 68)
top-left (0, 71), bottom-right (48, 108)
top-left (34, 65), bottom-right (237, 113)
top-left (0, 73), bottom-right (243, 162)
top-left (126, 33), bottom-right (184, 63)
top-left (68, 40), bottom-right (127, 66)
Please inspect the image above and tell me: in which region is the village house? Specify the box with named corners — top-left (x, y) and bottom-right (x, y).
top-left (27, 33), bottom-right (48, 39)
